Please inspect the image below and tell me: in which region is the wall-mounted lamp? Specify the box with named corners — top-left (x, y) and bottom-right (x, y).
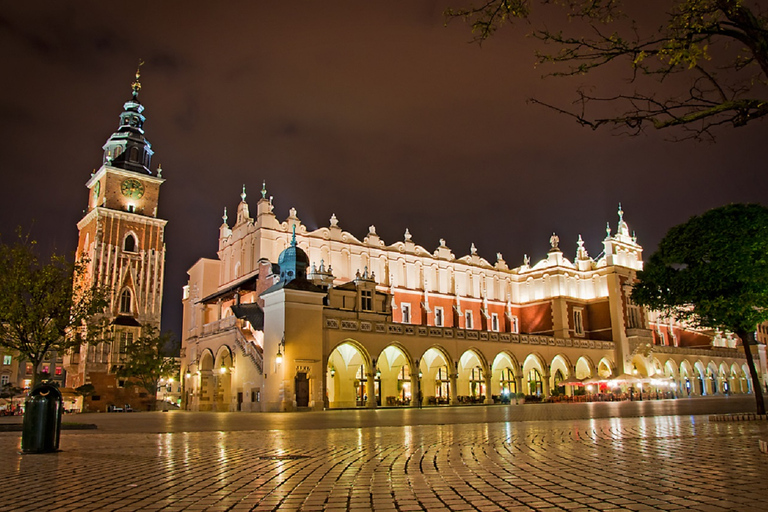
top-left (418, 370), bottom-right (423, 379)
top-left (185, 372), bottom-right (191, 379)
top-left (330, 367), bottom-right (336, 378)
top-left (276, 335), bottom-right (285, 365)
top-left (376, 369), bottom-right (381, 380)
top-left (220, 361), bottom-right (228, 374)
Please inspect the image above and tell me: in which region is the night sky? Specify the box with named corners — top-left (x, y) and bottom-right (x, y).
top-left (2, 2), bottom-right (766, 342)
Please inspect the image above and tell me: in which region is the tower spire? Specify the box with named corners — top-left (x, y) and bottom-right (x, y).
top-left (101, 64), bottom-right (154, 175)
top-left (131, 60), bottom-right (144, 99)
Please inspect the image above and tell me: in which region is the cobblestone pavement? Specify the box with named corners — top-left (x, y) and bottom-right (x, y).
top-left (1, 398), bottom-right (767, 512)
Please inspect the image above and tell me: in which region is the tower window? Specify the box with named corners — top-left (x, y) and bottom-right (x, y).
top-left (123, 234), bottom-right (137, 253)
top-left (120, 289), bottom-right (133, 314)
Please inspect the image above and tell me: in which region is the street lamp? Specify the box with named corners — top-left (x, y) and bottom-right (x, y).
top-left (275, 335), bottom-right (285, 365)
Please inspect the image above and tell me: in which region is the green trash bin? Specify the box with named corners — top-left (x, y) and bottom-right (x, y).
top-left (21, 383), bottom-right (63, 453)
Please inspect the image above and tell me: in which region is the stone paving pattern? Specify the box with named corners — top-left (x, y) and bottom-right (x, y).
top-left (1, 397), bottom-right (767, 512)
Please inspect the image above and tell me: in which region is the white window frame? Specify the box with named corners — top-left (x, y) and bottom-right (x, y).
top-left (401, 303), bottom-right (411, 324)
top-left (434, 306), bottom-right (444, 327)
top-left (465, 310), bottom-right (473, 330)
top-left (510, 315), bottom-right (519, 334)
top-left (491, 313), bottom-right (499, 332)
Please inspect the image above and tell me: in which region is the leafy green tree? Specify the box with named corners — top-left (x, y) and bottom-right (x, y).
top-left (0, 230), bottom-right (108, 386)
top-left (632, 204), bottom-right (768, 414)
top-left (115, 325), bottom-right (179, 410)
top-left (446, 1), bottom-right (768, 139)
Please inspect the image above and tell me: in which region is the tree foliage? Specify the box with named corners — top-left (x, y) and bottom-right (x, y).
top-left (632, 204), bottom-right (768, 413)
top-left (0, 230), bottom-right (108, 386)
top-left (446, 0), bottom-right (768, 139)
top-left (115, 325), bottom-right (179, 409)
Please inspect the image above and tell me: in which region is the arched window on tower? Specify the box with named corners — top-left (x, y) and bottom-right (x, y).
top-left (130, 147), bottom-right (138, 162)
top-left (123, 234), bottom-right (137, 253)
top-left (120, 289), bottom-right (133, 314)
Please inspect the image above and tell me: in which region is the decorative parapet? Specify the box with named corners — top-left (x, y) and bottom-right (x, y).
top-left (201, 315), bottom-right (237, 335)
top-left (651, 345), bottom-right (744, 359)
top-left (323, 317), bottom-right (614, 350)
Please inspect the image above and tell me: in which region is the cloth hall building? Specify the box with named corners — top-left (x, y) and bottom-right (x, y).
top-left (180, 187), bottom-right (765, 412)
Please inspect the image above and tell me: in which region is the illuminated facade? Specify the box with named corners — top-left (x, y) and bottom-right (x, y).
top-left (181, 188), bottom-right (763, 412)
top-left (64, 68), bottom-right (167, 412)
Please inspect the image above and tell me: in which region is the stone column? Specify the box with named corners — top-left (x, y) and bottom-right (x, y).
top-left (484, 365), bottom-right (494, 404)
top-left (450, 372), bottom-right (459, 405)
top-left (366, 371), bottom-right (377, 409)
top-left (542, 372), bottom-right (551, 398)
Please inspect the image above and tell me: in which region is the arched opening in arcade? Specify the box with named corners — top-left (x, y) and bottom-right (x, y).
top-left (326, 341), bottom-right (372, 408)
top-left (740, 364), bottom-right (752, 394)
top-left (375, 345), bottom-right (414, 407)
top-left (719, 363), bottom-right (730, 395)
top-left (706, 362), bottom-right (719, 395)
top-left (549, 354), bottom-right (572, 397)
top-left (491, 352), bottom-right (519, 404)
top-left (457, 350), bottom-right (488, 404)
top-left (197, 349), bottom-right (215, 411)
top-left (680, 361), bottom-right (694, 396)
top-left (523, 354), bottom-right (546, 398)
top-left (214, 346), bottom-right (233, 412)
top-left (729, 364), bottom-right (740, 394)
top-left (419, 347), bottom-right (452, 406)
top-left (694, 362), bottom-right (706, 395)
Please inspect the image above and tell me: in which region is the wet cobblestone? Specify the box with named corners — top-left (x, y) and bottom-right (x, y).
top-left (1, 399), bottom-right (767, 511)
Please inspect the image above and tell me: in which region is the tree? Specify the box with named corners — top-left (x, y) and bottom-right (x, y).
top-left (115, 325), bottom-right (179, 410)
top-left (0, 230), bottom-right (108, 386)
top-left (632, 204), bottom-right (768, 414)
top-left (446, 1), bottom-right (768, 140)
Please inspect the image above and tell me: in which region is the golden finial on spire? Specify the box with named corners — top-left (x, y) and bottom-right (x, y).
top-left (131, 59), bottom-right (145, 98)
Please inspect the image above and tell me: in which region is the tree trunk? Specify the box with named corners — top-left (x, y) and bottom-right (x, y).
top-left (737, 329), bottom-right (766, 415)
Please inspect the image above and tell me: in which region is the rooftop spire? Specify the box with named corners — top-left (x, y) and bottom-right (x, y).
top-left (131, 60), bottom-right (144, 99)
top-left (241, 184), bottom-right (247, 202)
top-left (261, 180), bottom-right (267, 199)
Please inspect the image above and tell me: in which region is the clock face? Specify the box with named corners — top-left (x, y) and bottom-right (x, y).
top-left (93, 181), bottom-right (101, 199)
top-left (121, 178), bottom-right (145, 199)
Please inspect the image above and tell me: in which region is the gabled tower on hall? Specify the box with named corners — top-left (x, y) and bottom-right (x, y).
top-left (66, 65), bottom-right (168, 411)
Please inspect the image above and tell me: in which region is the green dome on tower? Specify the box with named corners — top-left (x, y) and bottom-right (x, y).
top-left (278, 226), bottom-right (310, 283)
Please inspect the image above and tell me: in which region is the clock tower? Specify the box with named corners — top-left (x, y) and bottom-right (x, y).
top-left (66, 66), bottom-right (168, 410)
